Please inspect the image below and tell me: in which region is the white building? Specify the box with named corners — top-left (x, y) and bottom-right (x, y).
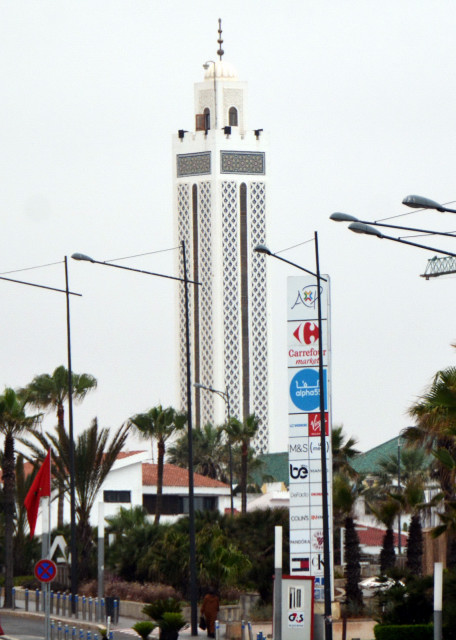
top-left (30, 451), bottom-right (232, 535)
top-left (172, 30), bottom-right (270, 453)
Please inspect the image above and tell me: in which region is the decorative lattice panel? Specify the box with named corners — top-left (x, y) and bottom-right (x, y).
top-left (221, 151), bottom-right (265, 175)
top-left (198, 181), bottom-right (215, 425)
top-left (250, 181), bottom-right (269, 453)
top-left (222, 181), bottom-right (241, 420)
top-left (177, 152), bottom-right (211, 178)
top-left (177, 184), bottom-right (192, 413)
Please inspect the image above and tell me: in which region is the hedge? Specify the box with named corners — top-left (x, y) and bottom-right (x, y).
top-left (374, 624), bottom-right (433, 640)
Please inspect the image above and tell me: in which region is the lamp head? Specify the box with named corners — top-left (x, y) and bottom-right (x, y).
top-left (348, 222), bottom-right (384, 238)
top-left (402, 195), bottom-right (445, 212)
top-left (330, 212), bottom-right (359, 223)
top-left (254, 244), bottom-right (272, 256)
top-left (71, 253), bottom-right (95, 263)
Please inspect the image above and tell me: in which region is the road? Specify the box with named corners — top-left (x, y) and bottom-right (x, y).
top-left (0, 613), bottom-right (137, 640)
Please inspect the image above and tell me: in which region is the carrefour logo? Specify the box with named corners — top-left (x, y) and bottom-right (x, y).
top-left (290, 369), bottom-right (327, 412)
top-left (293, 322), bottom-right (319, 345)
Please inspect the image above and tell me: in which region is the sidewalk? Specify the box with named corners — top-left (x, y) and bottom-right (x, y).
top-left (1, 603), bottom-right (272, 640)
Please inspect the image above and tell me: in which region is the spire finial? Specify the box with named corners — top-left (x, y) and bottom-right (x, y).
top-left (217, 18), bottom-right (224, 60)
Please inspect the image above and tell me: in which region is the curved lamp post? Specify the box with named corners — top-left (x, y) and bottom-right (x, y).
top-left (72, 245), bottom-right (201, 635)
top-left (330, 212), bottom-right (456, 240)
top-left (194, 382), bottom-right (234, 514)
top-left (0, 259), bottom-right (80, 617)
top-left (330, 214), bottom-right (456, 259)
top-left (255, 234), bottom-right (333, 640)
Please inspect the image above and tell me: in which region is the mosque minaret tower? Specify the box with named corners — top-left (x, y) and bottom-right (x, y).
top-left (173, 22), bottom-right (270, 453)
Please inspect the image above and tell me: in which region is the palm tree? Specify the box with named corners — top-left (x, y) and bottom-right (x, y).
top-left (332, 425), bottom-right (360, 479)
top-left (369, 497), bottom-right (401, 574)
top-left (333, 473), bottom-right (363, 608)
top-left (0, 388), bottom-right (40, 607)
top-left (21, 366), bottom-right (97, 527)
top-left (129, 406), bottom-right (186, 524)
top-left (167, 423), bottom-right (228, 482)
top-left (406, 365), bottom-right (456, 566)
top-left (25, 418), bottom-right (129, 580)
top-left (224, 414), bottom-right (260, 513)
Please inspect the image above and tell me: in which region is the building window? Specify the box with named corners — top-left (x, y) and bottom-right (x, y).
top-left (104, 490), bottom-right (131, 503)
top-left (229, 107), bottom-right (238, 126)
top-left (143, 494), bottom-right (217, 515)
top-left (204, 108), bottom-right (211, 130)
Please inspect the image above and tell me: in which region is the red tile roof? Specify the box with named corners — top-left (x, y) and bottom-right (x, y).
top-left (116, 451), bottom-right (146, 459)
top-left (356, 524), bottom-right (407, 548)
top-left (142, 463), bottom-right (229, 489)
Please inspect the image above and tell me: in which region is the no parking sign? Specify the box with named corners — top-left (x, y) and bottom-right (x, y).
top-left (34, 559), bottom-right (57, 583)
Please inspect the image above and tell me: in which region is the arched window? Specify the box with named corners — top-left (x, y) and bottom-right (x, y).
top-left (203, 108), bottom-right (210, 130)
top-left (229, 107), bottom-right (238, 126)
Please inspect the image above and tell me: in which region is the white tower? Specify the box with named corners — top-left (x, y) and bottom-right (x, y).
top-left (173, 27), bottom-right (270, 453)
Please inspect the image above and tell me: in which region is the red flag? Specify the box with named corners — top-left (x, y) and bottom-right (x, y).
top-left (24, 450), bottom-right (51, 538)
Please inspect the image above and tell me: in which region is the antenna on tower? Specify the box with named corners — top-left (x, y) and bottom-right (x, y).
top-left (217, 18), bottom-right (224, 60)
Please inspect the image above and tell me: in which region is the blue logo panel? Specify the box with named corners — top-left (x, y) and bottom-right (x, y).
top-left (290, 369), bottom-right (327, 412)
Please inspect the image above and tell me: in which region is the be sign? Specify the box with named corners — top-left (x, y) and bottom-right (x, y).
top-left (34, 558), bottom-right (57, 583)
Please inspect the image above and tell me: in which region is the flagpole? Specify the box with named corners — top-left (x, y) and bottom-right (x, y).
top-left (44, 450), bottom-right (51, 640)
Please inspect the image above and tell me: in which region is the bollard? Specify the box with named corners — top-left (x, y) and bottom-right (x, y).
top-left (215, 619), bottom-right (220, 640)
top-left (57, 621), bottom-right (62, 640)
top-left (101, 598), bottom-right (105, 621)
top-left (57, 592), bottom-right (61, 616)
top-left (68, 594), bottom-right (72, 618)
top-left (242, 619), bottom-right (245, 640)
top-left (82, 596), bottom-right (86, 620)
top-left (79, 629), bottom-right (84, 640)
top-left (87, 631), bottom-right (92, 640)
top-left (72, 627), bottom-right (76, 639)
top-left (35, 588), bottom-right (40, 613)
top-left (63, 593), bottom-right (67, 617)
top-left (64, 624), bottom-right (69, 640)
top-left (108, 633), bottom-right (113, 640)
top-left (51, 619), bottom-right (55, 640)
top-left (113, 599), bottom-right (119, 624)
top-left (25, 588), bottom-right (29, 612)
top-left (88, 596), bottom-right (93, 621)
top-left (50, 590), bottom-right (54, 614)
top-left (75, 594), bottom-right (79, 619)
top-left (94, 635), bottom-right (98, 640)
top-left (247, 621), bottom-right (253, 640)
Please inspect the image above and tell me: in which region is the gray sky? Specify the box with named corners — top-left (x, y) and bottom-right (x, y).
top-left (2, 0), bottom-right (456, 455)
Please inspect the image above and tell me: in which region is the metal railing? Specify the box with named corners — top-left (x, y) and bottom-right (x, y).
top-left (13, 588), bottom-right (119, 624)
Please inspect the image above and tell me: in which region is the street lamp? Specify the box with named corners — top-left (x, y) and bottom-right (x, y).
top-left (0, 258), bottom-right (80, 615)
top-left (255, 233), bottom-right (333, 640)
top-left (194, 382), bottom-right (234, 515)
top-left (330, 212), bottom-right (456, 240)
top-left (72, 243), bottom-right (201, 636)
top-left (402, 195), bottom-right (456, 214)
top-left (331, 219), bottom-right (456, 258)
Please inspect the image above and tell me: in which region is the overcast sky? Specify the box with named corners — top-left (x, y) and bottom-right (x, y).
top-left (2, 1), bottom-right (456, 457)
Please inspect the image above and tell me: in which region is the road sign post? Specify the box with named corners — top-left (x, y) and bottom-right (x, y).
top-left (35, 559), bottom-right (57, 640)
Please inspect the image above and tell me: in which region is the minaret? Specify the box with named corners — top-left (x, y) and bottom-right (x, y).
top-left (173, 22), bottom-right (270, 453)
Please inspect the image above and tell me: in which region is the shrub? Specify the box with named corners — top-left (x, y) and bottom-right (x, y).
top-left (132, 621), bottom-right (157, 640)
top-left (374, 624), bottom-right (433, 640)
top-left (79, 579), bottom-right (180, 603)
top-left (142, 597), bottom-right (183, 621)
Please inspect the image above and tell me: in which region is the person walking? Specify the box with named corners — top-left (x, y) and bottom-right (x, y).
top-left (200, 587), bottom-right (220, 639)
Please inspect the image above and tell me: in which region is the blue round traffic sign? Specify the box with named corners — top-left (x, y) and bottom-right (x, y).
top-left (34, 558), bottom-right (57, 583)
